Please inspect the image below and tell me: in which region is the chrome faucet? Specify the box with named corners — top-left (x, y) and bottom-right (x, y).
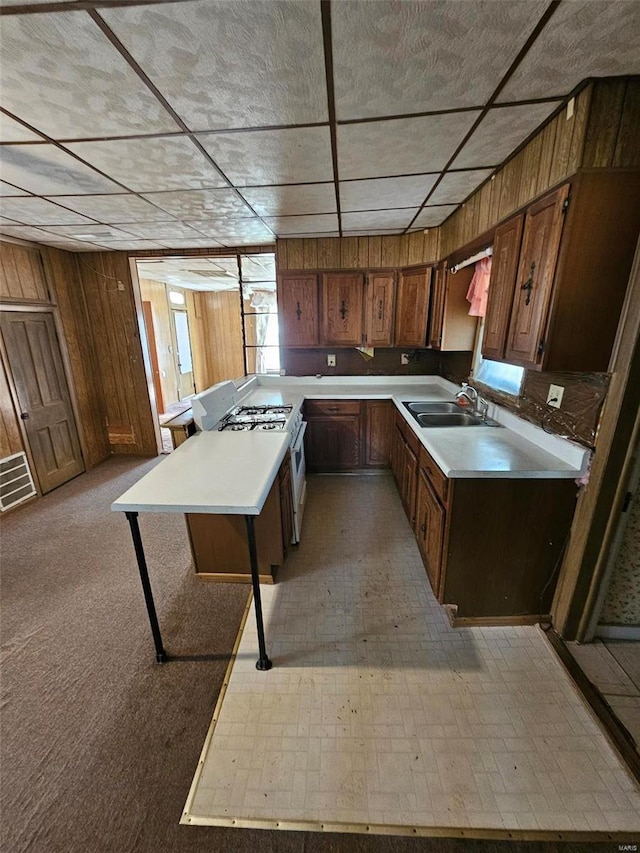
top-left (455, 382), bottom-right (479, 413)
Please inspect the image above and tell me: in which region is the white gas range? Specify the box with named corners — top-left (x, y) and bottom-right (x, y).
top-left (191, 382), bottom-right (306, 544)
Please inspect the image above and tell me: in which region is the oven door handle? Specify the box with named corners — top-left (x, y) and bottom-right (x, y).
top-left (291, 420), bottom-right (307, 453)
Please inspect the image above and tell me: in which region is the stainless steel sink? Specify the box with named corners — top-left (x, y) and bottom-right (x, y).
top-left (402, 401), bottom-right (502, 428)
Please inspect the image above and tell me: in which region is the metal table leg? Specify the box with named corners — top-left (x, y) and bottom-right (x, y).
top-left (125, 511), bottom-right (168, 663)
top-left (245, 515), bottom-right (272, 671)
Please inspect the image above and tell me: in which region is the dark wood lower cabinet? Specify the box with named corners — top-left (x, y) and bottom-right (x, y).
top-left (186, 456), bottom-right (291, 583)
top-left (390, 411), bottom-right (418, 527)
top-left (415, 467), bottom-right (445, 597)
top-left (364, 400), bottom-right (393, 467)
top-left (304, 398), bottom-right (393, 472)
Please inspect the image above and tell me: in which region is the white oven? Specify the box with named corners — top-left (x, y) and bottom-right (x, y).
top-left (289, 418), bottom-right (307, 544)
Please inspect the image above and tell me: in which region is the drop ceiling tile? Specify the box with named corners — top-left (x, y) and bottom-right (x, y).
top-left (190, 219), bottom-right (275, 242)
top-left (102, 0), bottom-right (327, 129)
top-left (412, 205), bottom-right (458, 229)
top-left (141, 189), bottom-right (252, 219)
top-left (0, 197), bottom-right (98, 225)
top-left (337, 113), bottom-right (480, 180)
top-left (0, 180), bottom-right (30, 197)
top-left (263, 214), bottom-right (339, 236)
top-left (340, 174), bottom-right (439, 211)
top-left (427, 169), bottom-right (494, 205)
top-left (0, 224), bottom-right (102, 250)
top-left (450, 102), bottom-right (560, 169)
top-left (66, 136), bottom-right (228, 192)
top-left (154, 238), bottom-right (229, 250)
top-left (197, 127), bottom-right (333, 186)
top-left (332, 0), bottom-right (549, 120)
top-left (275, 231), bottom-right (340, 239)
top-left (238, 184), bottom-right (336, 217)
top-left (48, 194), bottom-right (174, 223)
top-left (499, 1), bottom-right (640, 102)
top-left (342, 229), bottom-right (404, 236)
top-left (0, 114), bottom-right (43, 143)
top-left (43, 224), bottom-right (136, 240)
top-left (90, 240), bottom-right (168, 251)
top-left (0, 144), bottom-right (121, 195)
top-left (341, 209), bottom-right (418, 230)
top-left (216, 235), bottom-right (275, 247)
top-left (0, 12), bottom-right (180, 139)
top-left (118, 221), bottom-right (210, 240)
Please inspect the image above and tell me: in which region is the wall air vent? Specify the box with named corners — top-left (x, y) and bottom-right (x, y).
top-left (0, 451), bottom-right (37, 512)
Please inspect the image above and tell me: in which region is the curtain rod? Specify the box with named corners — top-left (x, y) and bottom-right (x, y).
top-left (450, 247), bottom-right (493, 274)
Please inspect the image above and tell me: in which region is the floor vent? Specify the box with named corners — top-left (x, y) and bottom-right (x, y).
top-left (0, 452), bottom-right (37, 512)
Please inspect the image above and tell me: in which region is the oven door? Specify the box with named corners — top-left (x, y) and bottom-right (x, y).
top-left (290, 420), bottom-right (307, 543)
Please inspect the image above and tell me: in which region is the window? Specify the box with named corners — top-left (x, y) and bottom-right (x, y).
top-left (471, 318), bottom-right (524, 396)
top-left (240, 254), bottom-right (280, 374)
top-left (168, 290), bottom-right (185, 305)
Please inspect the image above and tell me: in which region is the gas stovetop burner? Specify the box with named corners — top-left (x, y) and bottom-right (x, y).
top-left (254, 420), bottom-right (286, 430)
top-left (233, 404), bottom-right (293, 417)
top-left (219, 422), bottom-right (253, 431)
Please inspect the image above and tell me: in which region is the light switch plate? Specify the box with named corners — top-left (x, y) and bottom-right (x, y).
top-left (547, 384), bottom-right (564, 408)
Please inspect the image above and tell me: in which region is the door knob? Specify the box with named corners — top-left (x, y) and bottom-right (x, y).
top-left (20, 412), bottom-right (29, 420)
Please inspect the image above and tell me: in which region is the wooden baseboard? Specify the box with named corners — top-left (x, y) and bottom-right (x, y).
top-left (196, 571), bottom-right (276, 585)
top-left (444, 604), bottom-right (549, 628)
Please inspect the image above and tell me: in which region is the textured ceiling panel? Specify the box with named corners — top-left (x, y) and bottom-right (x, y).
top-left (141, 188), bottom-right (253, 219)
top-left (412, 205), bottom-right (458, 228)
top-left (197, 127), bottom-right (333, 186)
top-left (342, 229), bottom-right (404, 236)
top-left (190, 220), bottom-right (278, 242)
top-left (263, 214), bottom-right (339, 235)
top-left (276, 231), bottom-right (340, 239)
top-left (238, 183), bottom-right (336, 217)
top-left (426, 169), bottom-right (494, 205)
top-left (332, 0), bottom-right (550, 120)
top-left (102, 0), bottom-right (328, 129)
top-left (340, 174), bottom-right (439, 211)
top-left (153, 238), bottom-right (229, 249)
top-left (0, 114), bottom-right (43, 143)
top-left (119, 221), bottom-right (209, 240)
top-left (337, 112), bottom-right (480, 180)
top-left (48, 194), bottom-right (174, 223)
top-left (0, 197), bottom-right (97, 225)
top-left (43, 224), bottom-right (135, 240)
top-left (341, 209), bottom-right (418, 230)
top-left (451, 102), bottom-right (560, 169)
top-left (499, 1), bottom-right (640, 102)
top-left (92, 240), bottom-right (168, 251)
top-left (0, 13), bottom-right (180, 138)
top-left (0, 144), bottom-right (121, 195)
top-left (0, 180), bottom-right (30, 197)
top-left (0, 224), bottom-right (101, 250)
top-left (66, 137), bottom-right (228, 192)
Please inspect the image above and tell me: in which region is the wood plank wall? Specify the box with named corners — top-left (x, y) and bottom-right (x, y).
top-left (139, 278), bottom-right (180, 409)
top-left (187, 290), bottom-right (245, 389)
top-left (0, 241), bottom-right (50, 303)
top-left (75, 252), bottom-right (157, 456)
top-left (0, 358), bottom-right (23, 459)
top-left (42, 247), bottom-right (110, 468)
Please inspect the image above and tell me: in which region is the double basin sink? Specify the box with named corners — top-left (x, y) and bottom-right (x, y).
top-left (403, 401), bottom-right (502, 428)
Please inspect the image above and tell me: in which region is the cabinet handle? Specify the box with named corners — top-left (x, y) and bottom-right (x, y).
top-left (296, 301), bottom-right (302, 321)
top-left (378, 299), bottom-right (384, 320)
top-left (340, 299), bottom-right (348, 320)
top-left (520, 261), bottom-right (536, 306)
top-left (327, 406), bottom-right (339, 412)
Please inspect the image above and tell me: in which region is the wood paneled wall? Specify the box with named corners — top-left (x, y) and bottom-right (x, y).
top-left (0, 357), bottom-right (23, 460)
top-left (277, 231), bottom-right (441, 271)
top-left (41, 247), bottom-right (110, 468)
top-left (582, 78), bottom-right (640, 169)
top-left (186, 289), bottom-right (245, 390)
top-left (139, 278), bottom-right (180, 409)
top-left (76, 252), bottom-right (157, 456)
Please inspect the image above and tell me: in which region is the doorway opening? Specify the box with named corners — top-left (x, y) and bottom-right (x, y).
top-left (133, 253), bottom-right (278, 453)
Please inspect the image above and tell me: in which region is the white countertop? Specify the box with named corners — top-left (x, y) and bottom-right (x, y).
top-left (111, 430), bottom-right (290, 514)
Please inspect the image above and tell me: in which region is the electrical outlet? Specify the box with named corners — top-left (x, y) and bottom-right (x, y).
top-left (279, 368), bottom-right (286, 376)
top-left (327, 354), bottom-right (336, 367)
top-left (547, 383), bottom-right (564, 409)
top-left (401, 353), bottom-right (410, 365)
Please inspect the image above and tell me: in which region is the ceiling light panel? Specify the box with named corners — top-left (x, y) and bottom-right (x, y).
top-left (0, 197), bottom-right (98, 225)
top-left (263, 214), bottom-right (339, 235)
top-left (66, 136), bottom-right (228, 193)
top-left (0, 12), bottom-right (180, 139)
top-left (49, 194), bottom-right (177, 223)
top-left (412, 205), bottom-right (458, 229)
top-left (41, 224), bottom-right (135, 240)
top-left (0, 114), bottom-right (43, 143)
top-left (341, 209), bottom-right (418, 230)
top-left (140, 188), bottom-right (253, 219)
top-left (196, 127), bottom-right (333, 186)
top-left (0, 144), bottom-right (121, 195)
top-left (337, 112), bottom-right (480, 180)
top-left (450, 102), bottom-right (560, 169)
top-left (340, 174), bottom-right (439, 212)
top-left (332, 0), bottom-right (549, 120)
top-left (0, 180), bottom-right (30, 197)
top-left (498, 1), bottom-right (640, 103)
top-left (238, 183), bottom-right (337, 217)
top-left (426, 169), bottom-right (494, 205)
top-left (102, 0), bottom-right (328, 129)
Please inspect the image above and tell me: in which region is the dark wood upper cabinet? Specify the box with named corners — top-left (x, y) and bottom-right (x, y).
top-left (429, 265), bottom-right (477, 351)
top-left (505, 185), bottom-right (569, 366)
top-left (427, 266), bottom-right (446, 348)
top-left (482, 215), bottom-right (524, 361)
top-left (321, 272), bottom-right (364, 346)
top-left (364, 271), bottom-right (396, 347)
top-left (278, 273), bottom-right (319, 347)
top-left (395, 267), bottom-right (431, 347)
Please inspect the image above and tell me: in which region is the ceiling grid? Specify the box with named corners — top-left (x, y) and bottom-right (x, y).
top-left (0, 0), bottom-right (639, 252)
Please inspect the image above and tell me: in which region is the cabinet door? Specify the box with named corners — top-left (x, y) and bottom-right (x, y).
top-left (279, 454), bottom-right (293, 553)
top-left (278, 273), bottom-right (319, 347)
top-left (395, 267), bottom-right (431, 347)
top-left (321, 273), bottom-right (364, 346)
top-left (505, 185), bottom-right (569, 367)
top-left (428, 266), bottom-right (446, 348)
top-left (364, 271), bottom-right (395, 347)
top-left (305, 415), bottom-right (361, 471)
top-left (390, 424), bottom-right (403, 488)
top-left (364, 400), bottom-right (393, 467)
top-left (400, 442), bottom-right (418, 526)
top-left (415, 469), bottom-right (445, 597)
top-left (482, 215), bottom-right (524, 360)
